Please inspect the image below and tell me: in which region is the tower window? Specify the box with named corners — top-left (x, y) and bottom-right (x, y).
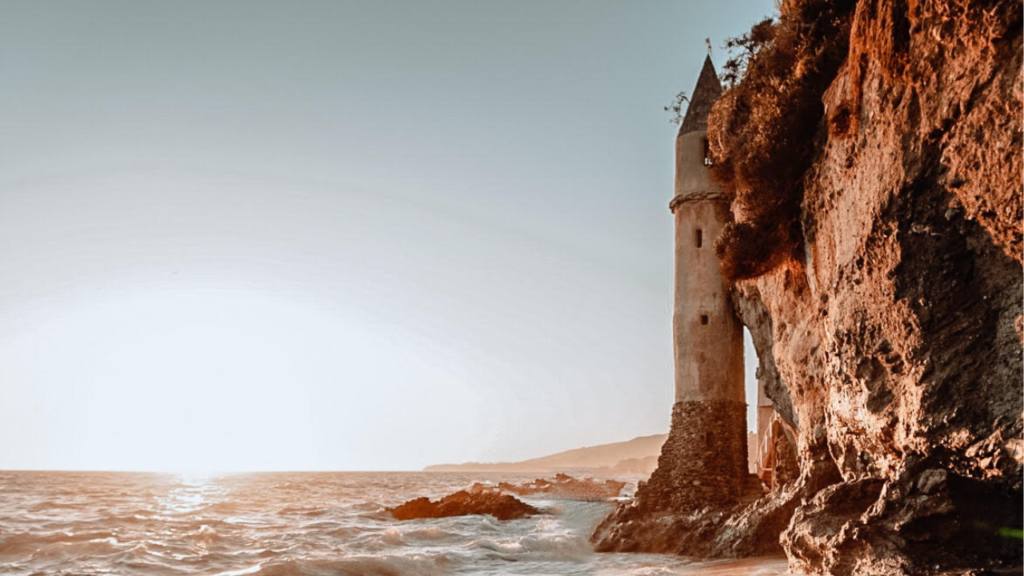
top-left (695, 229), bottom-right (703, 248)
top-left (701, 315), bottom-right (709, 325)
top-left (704, 432), bottom-right (713, 446)
top-left (703, 139), bottom-right (713, 166)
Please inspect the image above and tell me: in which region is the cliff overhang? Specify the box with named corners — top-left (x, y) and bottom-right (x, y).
top-left (594, 0), bottom-right (1023, 573)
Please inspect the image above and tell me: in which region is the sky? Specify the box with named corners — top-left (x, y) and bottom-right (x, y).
top-left (0, 0), bottom-right (775, 472)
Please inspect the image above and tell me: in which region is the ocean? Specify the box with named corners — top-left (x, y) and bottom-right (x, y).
top-left (0, 471), bottom-right (789, 575)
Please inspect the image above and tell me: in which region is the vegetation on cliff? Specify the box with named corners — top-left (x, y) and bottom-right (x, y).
top-left (708, 0), bottom-right (857, 280)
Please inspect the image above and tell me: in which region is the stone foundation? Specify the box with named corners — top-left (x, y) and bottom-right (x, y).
top-left (635, 400), bottom-right (750, 513)
top-left (592, 399), bottom-right (789, 556)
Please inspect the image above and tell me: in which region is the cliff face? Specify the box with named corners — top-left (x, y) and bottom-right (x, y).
top-left (754, 0), bottom-right (1022, 571)
top-left (595, 0), bottom-right (1023, 573)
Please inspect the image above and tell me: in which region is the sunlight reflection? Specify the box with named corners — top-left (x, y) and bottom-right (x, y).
top-left (154, 474), bottom-right (227, 516)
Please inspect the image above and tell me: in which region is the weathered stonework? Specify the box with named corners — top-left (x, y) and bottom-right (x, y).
top-left (637, 400), bottom-right (750, 513)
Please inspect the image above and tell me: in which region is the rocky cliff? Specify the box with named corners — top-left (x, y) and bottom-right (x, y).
top-left (594, 0), bottom-right (1023, 573)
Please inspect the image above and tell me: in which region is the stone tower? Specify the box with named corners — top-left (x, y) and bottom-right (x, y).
top-left (649, 56), bottom-right (750, 509)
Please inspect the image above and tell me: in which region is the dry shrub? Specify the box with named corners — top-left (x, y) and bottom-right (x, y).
top-left (708, 0), bottom-right (858, 281)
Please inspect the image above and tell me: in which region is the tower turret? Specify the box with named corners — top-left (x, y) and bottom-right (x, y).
top-left (671, 57), bottom-right (744, 407)
top-left (650, 56), bottom-right (750, 509)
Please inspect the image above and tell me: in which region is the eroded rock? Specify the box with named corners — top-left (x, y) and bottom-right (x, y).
top-left (388, 490), bottom-right (540, 521)
top-left (473, 473), bottom-right (625, 501)
top-left (594, 0), bottom-right (1023, 572)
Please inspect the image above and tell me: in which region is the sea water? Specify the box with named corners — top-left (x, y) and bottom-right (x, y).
top-left (0, 471), bottom-right (789, 575)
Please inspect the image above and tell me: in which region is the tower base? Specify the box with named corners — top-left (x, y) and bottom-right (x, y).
top-left (638, 400), bottom-right (754, 513)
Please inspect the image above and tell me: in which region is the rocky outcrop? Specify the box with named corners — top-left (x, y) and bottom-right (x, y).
top-left (594, 470), bottom-right (824, 558)
top-left (477, 474), bottom-right (626, 501)
top-left (595, 0), bottom-right (1023, 573)
top-left (745, 0), bottom-right (1023, 572)
top-left (388, 490), bottom-right (539, 521)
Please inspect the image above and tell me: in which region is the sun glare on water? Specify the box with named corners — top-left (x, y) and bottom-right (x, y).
top-left (156, 472), bottom-right (226, 515)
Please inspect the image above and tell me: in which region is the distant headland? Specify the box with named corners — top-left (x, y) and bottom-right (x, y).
top-left (425, 432), bottom-right (760, 476)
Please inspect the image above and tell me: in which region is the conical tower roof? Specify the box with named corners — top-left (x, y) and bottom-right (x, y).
top-left (679, 55), bottom-right (722, 135)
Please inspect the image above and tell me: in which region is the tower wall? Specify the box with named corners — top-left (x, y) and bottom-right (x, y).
top-left (671, 130), bottom-right (744, 405)
top-left (663, 55), bottom-right (752, 508)
top-left (629, 56), bottom-right (754, 516)
top-left (674, 131), bottom-right (722, 197)
top-left (672, 199), bottom-right (745, 403)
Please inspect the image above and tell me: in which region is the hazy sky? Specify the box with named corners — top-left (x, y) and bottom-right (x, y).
top-left (0, 1), bottom-right (774, 471)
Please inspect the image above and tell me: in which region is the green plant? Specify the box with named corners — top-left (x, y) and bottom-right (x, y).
top-left (664, 91), bottom-right (689, 125)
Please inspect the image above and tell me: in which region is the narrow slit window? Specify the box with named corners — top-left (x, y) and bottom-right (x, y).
top-left (701, 314), bottom-right (709, 325)
top-left (704, 432), bottom-right (713, 446)
top-left (703, 139), bottom-right (713, 166)
top-left (695, 229), bottom-right (703, 248)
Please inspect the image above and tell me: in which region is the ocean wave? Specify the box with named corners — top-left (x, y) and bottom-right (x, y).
top-left (401, 526), bottom-right (456, 541)
top-left (325, 525), bottom-right (363, 538)
top-left (254, 554), bottom-right (451, 576)
top-left (0, 471), bottom-right (788, 576)
top-left (27, 537), bottom-right (125, 562)
top-left (468, 533), bottom-right (592, 563)
top-left (0, 530), bottom-right (119, 557)
top-left (194, 524), bottom-right (221, 543)
top-left (209, 563), bottom-right (264, 576)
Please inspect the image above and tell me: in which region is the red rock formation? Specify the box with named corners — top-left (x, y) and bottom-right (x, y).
top-left (595, 0), bottom-right (1023, 573)
top-left (488, 474), bottom-right (626, 501)
top-left (388, 490), bottom-right (540, 521)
